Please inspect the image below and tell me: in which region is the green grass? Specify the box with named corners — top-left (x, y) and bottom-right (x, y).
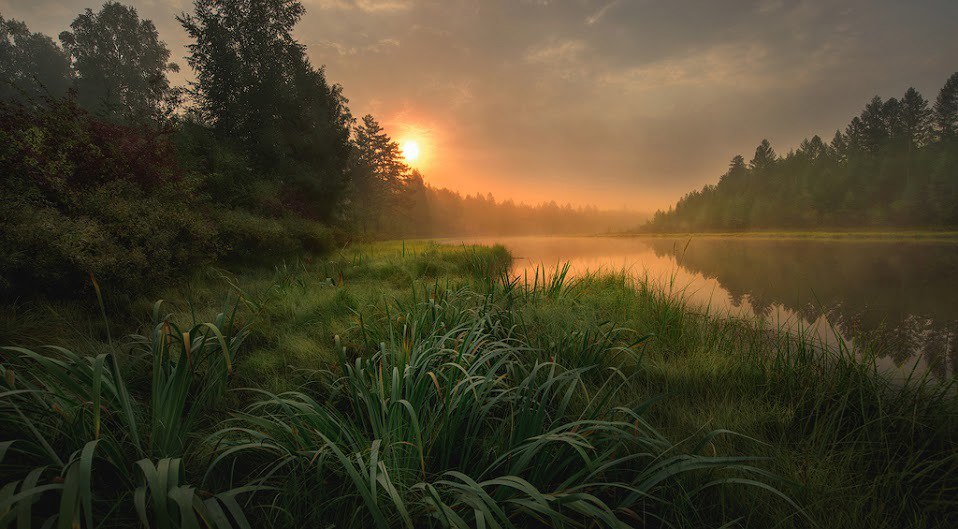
top-left (1, 241), bottom-right (955, 528)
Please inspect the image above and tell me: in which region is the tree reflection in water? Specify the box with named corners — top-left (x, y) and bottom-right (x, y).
top-left (645, 238), bottom-right (958, 379)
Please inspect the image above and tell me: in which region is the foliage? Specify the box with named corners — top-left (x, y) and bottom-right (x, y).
top-left (346, 114), bottom-right (411, 233)
top-left (935, 72), bottom-right (958, 140)
top-left (177, 0), bottom-right (353, 219)
top-left (214, 209), bottom-right (336, 262)
top-left (59, 2), bottom-right (181, 126)
top-left (0, 300), bottom-right (253, 527)
top-left (402, 181), bottom-right (646, 236)
top-left (2, 0), bottom-right (640, 269)
top-left (0, 16), bottom-right (73, 104)
top-left (0, 97), bottom-right (216, 299)
top-left (1, 244), bottom-right (815, 528)
top-left (210, 302), bottom-right (779, 528)
top-left (644, 72), bottom-right (958, 231)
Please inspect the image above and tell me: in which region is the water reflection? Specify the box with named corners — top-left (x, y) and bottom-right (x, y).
top-left (441, 236), bottom-right (958, 379)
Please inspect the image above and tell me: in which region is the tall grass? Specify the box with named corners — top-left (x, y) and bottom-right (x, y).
top-left (206, 284), bottom-right (793, 528)
top-left (747, 327), bottom-right (958, 526)
top-left (1, 241), bottom-right (955, 528)
top-left (0, 300), bottom-right (256, 528)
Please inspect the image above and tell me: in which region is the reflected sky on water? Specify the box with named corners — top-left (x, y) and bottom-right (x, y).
top-left (440, 236), bottom-right (958, 380)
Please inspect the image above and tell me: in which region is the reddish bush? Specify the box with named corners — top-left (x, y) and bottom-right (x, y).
top-left (0, 97), bottom-right (214, 298)
top-left (0, 97), bottom-right (181, 196)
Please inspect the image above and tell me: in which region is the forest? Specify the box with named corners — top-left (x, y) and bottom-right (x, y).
top-left (643, 75), bottom-right (958, 232)
top-left (0, 1), bottom-right (641, 300)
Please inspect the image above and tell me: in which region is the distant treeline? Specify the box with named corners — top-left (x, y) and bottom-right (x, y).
top-left (0, 1), bottom-right (633, 299)
top-left (643, 74), bottom-right (958, 232)
top-left (383, 179), bottom-right (645, 237)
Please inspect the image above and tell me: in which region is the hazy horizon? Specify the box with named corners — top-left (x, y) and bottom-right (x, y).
top-left (3, 0), bottom-right (957, 211)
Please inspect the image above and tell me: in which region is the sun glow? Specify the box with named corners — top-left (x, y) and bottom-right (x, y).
top-left (401, 140), bottom-right (421, 163)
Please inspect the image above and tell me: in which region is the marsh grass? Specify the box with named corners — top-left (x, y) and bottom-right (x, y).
top-left (0, 241), bottom-right (955, 527)
top-left (0, 298), bottom-right (257, 528)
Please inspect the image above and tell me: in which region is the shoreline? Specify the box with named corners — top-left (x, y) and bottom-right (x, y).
top-left (604, 229), bottom-right (958, 241)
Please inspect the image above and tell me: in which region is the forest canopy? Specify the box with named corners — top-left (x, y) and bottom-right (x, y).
top-left (643, 75), bottom-right (958, 232)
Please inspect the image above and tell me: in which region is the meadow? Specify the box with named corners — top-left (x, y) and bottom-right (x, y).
top-left (1, 242), bottom-right (956, 528)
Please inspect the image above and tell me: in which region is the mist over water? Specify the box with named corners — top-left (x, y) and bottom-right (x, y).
top-left (443, 235), bottom-right (958, 380)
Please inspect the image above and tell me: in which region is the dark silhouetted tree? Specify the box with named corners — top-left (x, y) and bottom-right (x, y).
top-left (178, 0), bottom-right (304, 145)
top-left (348, 114), bottom-right (409, 233)
top-left (59, 2), bottom-right (179, 125)
top-left (0, 16), bottom-right (72, 103)
top-left (934, 72), bottom-right (958, 141)
top-left (749, 139), bottom-right (776, 171)
top-left (830, 130), bottom-right (848, 163)
top-left (178, 0), bottom-right (352, 218)
top-left (900, 87), bottom-right (932, 149)
top-left (858, 96), bottom-right (889, 155)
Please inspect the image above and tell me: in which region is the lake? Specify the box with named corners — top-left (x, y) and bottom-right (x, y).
top-left (440, 235), bottom-right (958, 380)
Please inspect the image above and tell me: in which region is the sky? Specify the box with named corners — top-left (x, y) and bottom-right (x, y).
top-left (3, 0), bottom-right (958, 211)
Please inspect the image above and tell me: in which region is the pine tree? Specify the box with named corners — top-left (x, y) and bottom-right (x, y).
top-left (643, 72), bottom-right (958, 231)
top-left (934, 72), bottom-right (958, 141)
top-left (749, 139), bottom-right (776, 171)
top-left (858, 96), bottom-right (888, 155)
top-left (900, 87), bottom-right (932, 149)
top-left (830, 130), bottom-right (848, 163)
top-left (349, 115), bottom-right (410, 233)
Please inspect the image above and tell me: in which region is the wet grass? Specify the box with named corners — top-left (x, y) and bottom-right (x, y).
top-left (1, 241), bottom-right (955, 528)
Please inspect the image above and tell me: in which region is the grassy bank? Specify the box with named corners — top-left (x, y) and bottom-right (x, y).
top-left (1, 242), bottom-right (956, 528)
top-left (614, 230), bottom-right (958, 242)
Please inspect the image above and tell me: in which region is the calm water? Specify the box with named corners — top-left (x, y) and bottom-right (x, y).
top-left (440, 235), bottom-right (958, 379)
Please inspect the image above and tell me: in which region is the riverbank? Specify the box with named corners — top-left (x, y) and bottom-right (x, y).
top-left (1, 242), bottom-right (955, 528)
top-left (614, 229), bottom-right (958, 241)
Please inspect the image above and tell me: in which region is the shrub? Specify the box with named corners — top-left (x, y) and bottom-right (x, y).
top-left (0, 98), bottom-right (339, 300)
top-left (213, 209), bottom-right (337, 263)
top-left (0, 98), bottom-right (215, 299)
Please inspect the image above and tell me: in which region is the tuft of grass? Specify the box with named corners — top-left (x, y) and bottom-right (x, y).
top-left (0, 299), bottom-right (256, 528)
top-left (207, 286), bottom-right (791, 528)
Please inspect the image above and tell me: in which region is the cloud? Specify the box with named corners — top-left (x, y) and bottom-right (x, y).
top-left (424, 78), bottom-right (475, 107)
top-left (585, 0), bottom-right (619, 26)
top-left (599, 43), bottom-right (771, 91)
top-left (524, 39), bottom-right (590, 80)
top-left (756, 0), bottom-right (785, 14)
top-left (309, 0), bottom-right (413, 13)
top-left (319, 37), bottom-right (400, 56)
top-left (524, 39), bottom-right (586, 64)
top-left (355, 0), bottom-right (413, 12)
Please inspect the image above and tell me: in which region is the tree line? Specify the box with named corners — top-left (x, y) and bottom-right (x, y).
top-left (0, 1), bottom-right (641, 299)
top-left (643, 74), bottom-right (958, 232)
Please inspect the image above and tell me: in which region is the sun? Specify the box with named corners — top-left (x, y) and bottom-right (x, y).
top-left (401, 140), bottom-right (420, 163)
